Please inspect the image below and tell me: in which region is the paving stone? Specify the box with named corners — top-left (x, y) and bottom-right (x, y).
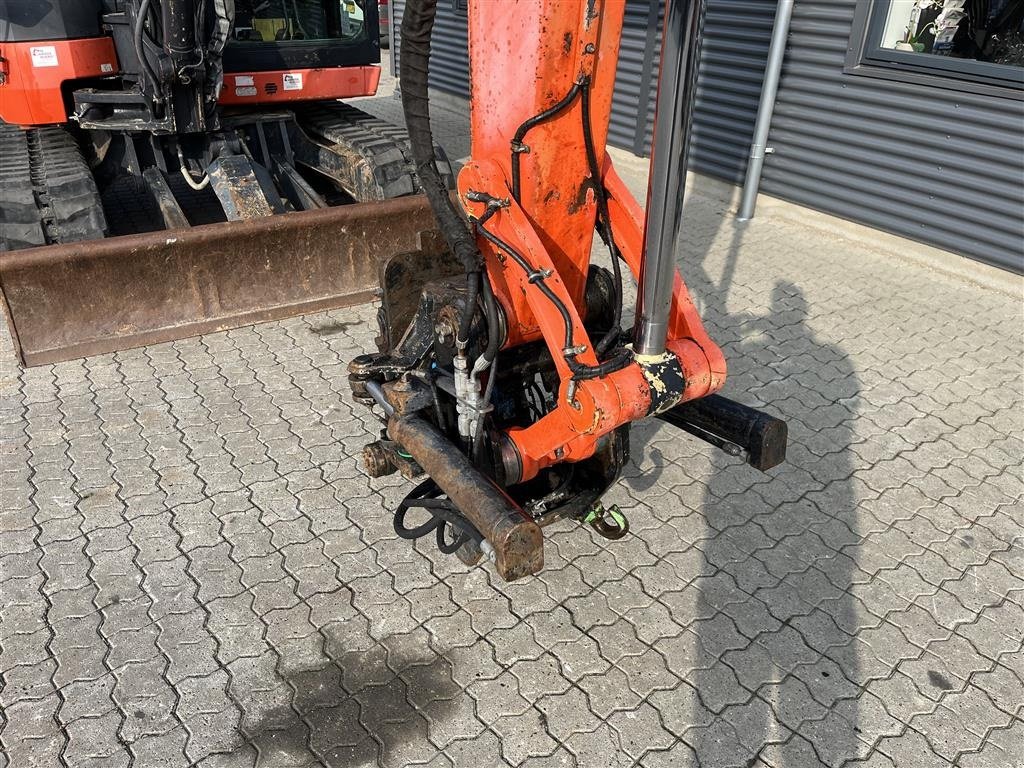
top-left (547, 633), bottom-right (609, 681)
top-left (608, 700), bottom-right (675, 759)
top-left (486, 621), bottom-right (545, 666)
top-left (510, 654), bottom-right (573, 700)
top-left (681, 718), bottom-right (754, 768)
top-left (638, 739), bottom-right (700, 768)
top-left (2, 67), bottom-right (1022, 768)
top-left (491, 709), bottom-right (560, 765)
top-left (63, 711), bottom-right (130, 768)
top-left (419, 693), bottom-right (483, 749)
top-left (440, 729), bottom-right (511, 768)
top-left (467, 671), bottom-right (531, 725)
top-left (564, 722), bottom-right (633, 768)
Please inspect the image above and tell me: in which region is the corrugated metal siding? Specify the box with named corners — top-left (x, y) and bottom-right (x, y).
top-left (762, 1), bottom-right (1024, 271)
top-left (616, 0), bottom-right (775, 182)
top-left (390, 0), bottom-right (470, 99)
top-left (691, 1), bottom-right (775, 181)
top-left (609, 2), bottom-right (662, 154)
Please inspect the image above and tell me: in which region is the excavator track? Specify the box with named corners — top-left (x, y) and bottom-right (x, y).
top-left (293, 102), bottom-right (454, 201)
top-left (0, 124), bottom-right (45, 251)
top-left (0, 123), bottom-right (106, 252)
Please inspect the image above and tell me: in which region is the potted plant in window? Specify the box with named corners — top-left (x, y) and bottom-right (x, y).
top-left (895, 23), bottom-right (934, 52)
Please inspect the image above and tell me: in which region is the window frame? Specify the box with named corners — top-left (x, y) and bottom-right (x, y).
top-left (845, 0), bottom-right (1024, 100)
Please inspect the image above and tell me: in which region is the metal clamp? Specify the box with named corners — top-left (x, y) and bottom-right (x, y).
top-left (582, 503), bottom-right (629, 540)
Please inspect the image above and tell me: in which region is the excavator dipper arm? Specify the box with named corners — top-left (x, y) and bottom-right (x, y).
top-left (348, 0), bottom-right (787, 580)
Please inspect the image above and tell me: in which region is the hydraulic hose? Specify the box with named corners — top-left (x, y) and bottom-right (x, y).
top-left (400, 0), bottom-right (480, 276)
top-left (134, 0), bottom-right (164, 103)
top-left (580, 83), bottom-right (624, 358)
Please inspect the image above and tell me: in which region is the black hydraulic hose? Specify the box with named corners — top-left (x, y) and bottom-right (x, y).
top-left (400, 0), bottom-right (480, 277)
top-left (506, 76), bottom-right (625, 360)
top-left (134, 0), bottom-right (164, 103)
top-left (580, 83), bottom-right (625, 358)
top-left (457, 272), bottom-right (479, 347)
top-left (394, 480), bottom-right (482, 548)
top-left (510, 80), bottom-right (583, 203)
top-left (476, 222), bottom-right (632, 382)
top-left (568, 348), bottom-right (632, 379)
top-left (479, 271), bottom-right (501, 363)
top-left (466, 216), bottom-right (502, 366)
top-left (476, 226), bottom-right (575, 350)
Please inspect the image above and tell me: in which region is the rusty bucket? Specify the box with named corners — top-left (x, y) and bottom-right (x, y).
top-left (0, 196), bottom-right (445, 366)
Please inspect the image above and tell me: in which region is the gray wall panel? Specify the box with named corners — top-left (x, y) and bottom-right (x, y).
top-left (390, 0), bottom-right (470, 99)
top-left (612, 0), bottom-right (775, 181)
top-left (761, 1), bottom-right (1024, 271)
top-left (609, 1), bottom-right (662, 154)
top-left (691, 0), bottom-right (775, 181)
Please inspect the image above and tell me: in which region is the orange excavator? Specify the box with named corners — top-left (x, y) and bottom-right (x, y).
top-left (0, 0), bottom-right (450, 365)
top-left (347, 0), bottom-right (787, 580)
top-left (1, 0), bottom-right (785, 579)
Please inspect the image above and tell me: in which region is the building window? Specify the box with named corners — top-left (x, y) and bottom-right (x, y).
top-left (854, 0), bottom-right (1024, 90)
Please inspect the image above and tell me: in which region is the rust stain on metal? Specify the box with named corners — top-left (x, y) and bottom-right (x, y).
top-left (0, 196), bottom-right (445, 366)
top-left (388, 415), bottom-right (544, 581)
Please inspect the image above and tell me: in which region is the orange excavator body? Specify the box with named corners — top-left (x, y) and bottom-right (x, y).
top-left (457, 0), bottom-right (724, 483)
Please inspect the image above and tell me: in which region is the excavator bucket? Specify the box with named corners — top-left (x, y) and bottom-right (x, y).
top-left (0, 196), bottom-right (445, 366)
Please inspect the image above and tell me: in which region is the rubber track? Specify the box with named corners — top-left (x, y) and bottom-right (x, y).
top-left (29, 127), bottom-right (108, 246)
top-left (0, 124), bottom-right (46, 251)
top-left (294, 102), bottom-right (453, 201)
top-left (0, 123), bottom-right (107, 252)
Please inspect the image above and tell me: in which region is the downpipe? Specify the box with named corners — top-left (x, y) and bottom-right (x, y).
top-left (736, 0), bottom-right (794, 222)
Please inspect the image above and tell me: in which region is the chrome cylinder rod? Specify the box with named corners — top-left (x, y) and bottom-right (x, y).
top-left (633, 0), bottom-right (706, 356)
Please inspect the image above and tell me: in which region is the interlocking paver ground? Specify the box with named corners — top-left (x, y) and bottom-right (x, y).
top-left (1, 65), bottom-right (1022, 768)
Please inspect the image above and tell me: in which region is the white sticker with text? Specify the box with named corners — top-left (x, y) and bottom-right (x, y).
top-left (282, 72), bottom-right (303, 91)
top-left (30, 46), bottom-right (59, 68)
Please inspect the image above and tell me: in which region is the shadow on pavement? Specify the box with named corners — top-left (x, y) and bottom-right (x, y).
top-left (242, 642), bottom-right (458, 767)
top-left (630, 174), bottom-right (865, 763)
